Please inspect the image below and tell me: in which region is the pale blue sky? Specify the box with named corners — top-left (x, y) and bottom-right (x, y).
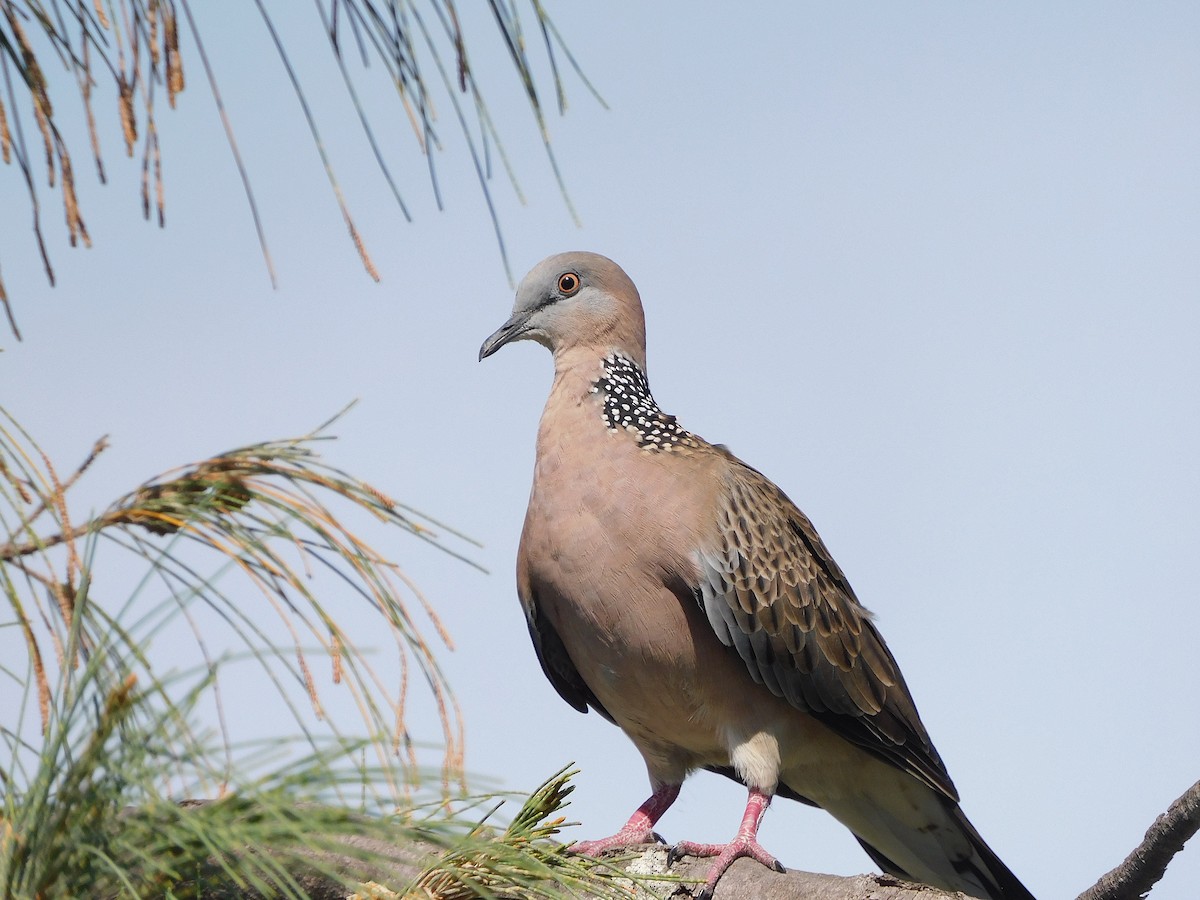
top-left (3, 4), bottom-right (1198, 898)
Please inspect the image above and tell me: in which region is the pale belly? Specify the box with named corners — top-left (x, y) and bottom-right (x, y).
top-left (525, 520), bottom-right (836, 790)
top-left (545, 577), bottom-right (722, 747)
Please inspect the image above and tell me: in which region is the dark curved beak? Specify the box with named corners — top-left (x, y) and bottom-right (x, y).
top-left (478, 311), bottom-right (532, 361)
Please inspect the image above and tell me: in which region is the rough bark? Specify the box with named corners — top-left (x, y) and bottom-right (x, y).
top-left (1076, 779), bottom-right (1200, 900)
top-left (152, 778), bottom-right (1200, 899)
top-left (588, 846), bottom-right (966, 899)
top-left (182, 837), bottom-right (972, 899)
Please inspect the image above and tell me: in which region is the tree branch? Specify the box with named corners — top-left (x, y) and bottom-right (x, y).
top-left (593, 847), bottom-right (966, 900)
top-left (174, 787), bottom-right (1200, 900)
top-left (171, 829), bottom-right (972, 900)
top-left (1077, 779), bottom-right (1200, 900)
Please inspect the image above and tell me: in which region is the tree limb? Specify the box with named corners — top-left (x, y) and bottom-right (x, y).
top-left (1076, 779), bottom-right (1200, 900)
top-left (594, 847), bottom-right (967, 900)
top-left (176, 830), bottom-right (972, 900)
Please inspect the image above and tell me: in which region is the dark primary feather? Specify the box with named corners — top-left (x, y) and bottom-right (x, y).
top-left (692, 457), bottom-right (958, 801)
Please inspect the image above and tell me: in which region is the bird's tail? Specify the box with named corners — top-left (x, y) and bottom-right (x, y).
top-left (800, 780), bottom-right (1036, 900)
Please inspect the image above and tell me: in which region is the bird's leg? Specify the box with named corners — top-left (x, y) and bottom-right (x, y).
top-left (570, 783), bottom-right (682, 855)
top-left (670, 788), bottom-right (785, 896)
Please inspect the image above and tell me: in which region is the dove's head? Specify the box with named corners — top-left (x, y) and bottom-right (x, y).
top-left (479, 252), bottom-right (647, 367)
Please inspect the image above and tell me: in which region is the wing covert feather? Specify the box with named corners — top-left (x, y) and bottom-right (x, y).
top-left (692, 460), bottom-right (958, 800)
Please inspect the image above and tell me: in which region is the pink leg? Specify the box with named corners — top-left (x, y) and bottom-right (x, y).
top-left (671, 788), bottom-right (785, 897)
top-left (570, 783), bottom-right (682, 855)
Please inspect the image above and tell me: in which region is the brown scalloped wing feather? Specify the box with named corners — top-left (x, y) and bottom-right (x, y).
top-left (695, 457), bottom-right (959, 801)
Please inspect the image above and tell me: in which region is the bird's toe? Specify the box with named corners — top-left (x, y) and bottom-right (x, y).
top-left (570, 826), bottom-right (659, 857)
top-left (672, 835), bottom-right (786, 894)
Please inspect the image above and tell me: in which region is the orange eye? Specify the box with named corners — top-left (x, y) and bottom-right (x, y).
top-left (557, 272), bottom-right (581, 295)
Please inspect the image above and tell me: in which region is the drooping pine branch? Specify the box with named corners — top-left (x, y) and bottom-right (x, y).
top-left (0, 1), bottom-right (601, 338)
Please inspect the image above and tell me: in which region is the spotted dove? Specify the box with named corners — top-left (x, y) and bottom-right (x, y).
top-left (479, 251), bottom-right (1035, 900)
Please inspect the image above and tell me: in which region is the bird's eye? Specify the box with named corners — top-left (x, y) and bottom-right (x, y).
top-left (557, 272), bottom-right (581, 295)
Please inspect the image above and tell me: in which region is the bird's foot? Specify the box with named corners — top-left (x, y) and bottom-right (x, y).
top-left (669, 787), bottom-right (785, 898)
top-left (570, 783), bottom-right (680, 857)
top-left (570, 824), bottom-right (665, 857)
top-left (670, 835), bottom-right (785, 897)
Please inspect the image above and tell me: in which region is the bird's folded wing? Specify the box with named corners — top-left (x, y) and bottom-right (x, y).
top-left (690, 459), bottom-right (958, 801)
top-left (517, 583), bottom-right (615, 723)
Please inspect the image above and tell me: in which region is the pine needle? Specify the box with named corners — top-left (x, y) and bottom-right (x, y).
top-left (0, 1), bottom-right (605, 337)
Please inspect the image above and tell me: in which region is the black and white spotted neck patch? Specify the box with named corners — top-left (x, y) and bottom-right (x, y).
top-left (590, 353), bottom-right (699, 451)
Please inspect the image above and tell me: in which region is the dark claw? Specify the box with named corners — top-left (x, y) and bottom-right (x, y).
top-left (772, 859), bottom-right (786, 873)
top-left (666, 845), bottom-right (682, 867)
top-left (695, 888), bottom-right (714, 900)
top-left (650, 831), bottom-right (667, 846)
